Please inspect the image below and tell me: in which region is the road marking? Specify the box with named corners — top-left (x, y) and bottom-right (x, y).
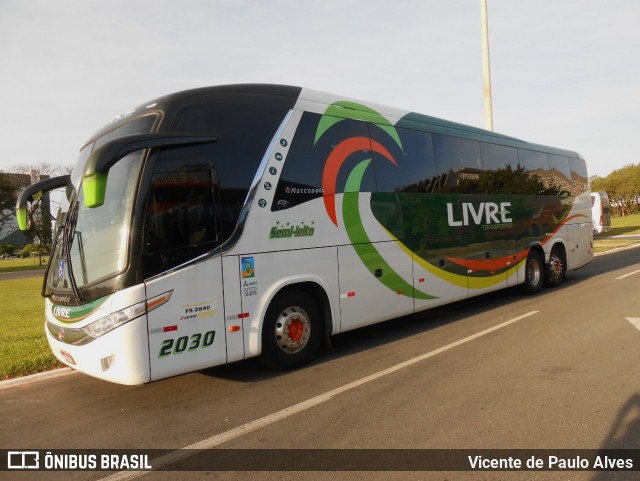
top-left (102, 310), bottom-right (539, 480)
top-left (627, 318), bottom-right (640, 332)
top-left (616, 269), bottom-right (640, 280)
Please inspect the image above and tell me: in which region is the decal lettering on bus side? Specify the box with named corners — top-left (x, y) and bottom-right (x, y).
top-left (53, 307), bottom-right (71, 319)
top-left (158, 330), bottom-right (216, 357)
top-left (446, 202), bottom-right (512, 228)
top-left (179, 300), bottom-right (216, 320)
top-left (50, 296), bottom-right (109, 323)
top-left (243, 280), bottom-right (258, 297)
top-left (241, 256), bottom-right (258, 297)
top-left (269, 221), bottom-right (315, 239)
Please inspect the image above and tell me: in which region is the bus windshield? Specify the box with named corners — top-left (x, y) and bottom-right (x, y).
top-left (47, 115), bottom-right (158, 294)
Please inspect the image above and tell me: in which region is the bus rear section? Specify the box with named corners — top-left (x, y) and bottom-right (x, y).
top-left (591, 192), bottom-right (611, 234)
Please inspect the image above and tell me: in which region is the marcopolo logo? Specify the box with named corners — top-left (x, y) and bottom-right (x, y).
top-left (447, 202), bottom-right (513, 230)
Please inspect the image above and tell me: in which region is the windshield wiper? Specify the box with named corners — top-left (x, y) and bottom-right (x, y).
top-left (62, 201), bottom-right (83, 302)
top-left (74, 231), bottom-right (88, 286)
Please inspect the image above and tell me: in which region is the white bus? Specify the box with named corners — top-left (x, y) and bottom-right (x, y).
top-left (591, 191), bottom-right (611, 234)
top-left (17, 85), bottom-right (593, 385)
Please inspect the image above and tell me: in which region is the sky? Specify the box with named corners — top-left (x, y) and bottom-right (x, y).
top-left (1, 0), bottom-right (638, 179)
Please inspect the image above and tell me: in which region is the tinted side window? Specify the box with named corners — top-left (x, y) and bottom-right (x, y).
top-left (480, 142), bottom-right (518, 171)
top-left (142, 162), bottom-right (220, 277)
top-left (517, 149), bottom-right (558, 195)
top-left (569, 157), bottom-right (588, 195)
top-left (548, 154), bottom-right (573, 197)
top-left (371, 126), bottom-right (436, 193)
top-left (517, 149), bottom-right (549, 172)
top-left (467, 143), bottom-right (543, 195)
top-left (432, 134), bottom-right (482, 192)
top-left (170, 102), bottom-right (288, 229)
top-left (273, 113), bottom-right (373, 211)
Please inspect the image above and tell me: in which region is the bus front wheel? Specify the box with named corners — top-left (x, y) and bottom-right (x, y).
top-left (260, 289), bottom-right (323, 370)
top-left (521, 249), bottom-right (544, 295)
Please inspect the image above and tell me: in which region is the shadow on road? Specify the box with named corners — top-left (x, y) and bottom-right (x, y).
top-left (202, 247), bottom-right (639, 384)
top-left (591, 393), bottom-right (640, 481)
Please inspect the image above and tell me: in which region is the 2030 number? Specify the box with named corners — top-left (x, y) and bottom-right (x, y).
top-left (159, 330), bottom-right (216, 357)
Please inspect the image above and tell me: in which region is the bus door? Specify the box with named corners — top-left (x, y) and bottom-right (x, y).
top-left (141, 160), bottom-right (228, 381)
top-left (145, 259), bottom-right (227, 381)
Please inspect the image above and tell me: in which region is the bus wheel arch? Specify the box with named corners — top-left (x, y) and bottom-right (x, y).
top-left (259, 284), bottom-right (329, 370)
top-left (545, 243), bottom-right (567, 288)
top-left (520, 247), bottom-right (544, 295)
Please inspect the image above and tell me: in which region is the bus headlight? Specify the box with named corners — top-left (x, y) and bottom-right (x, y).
top-left (47, 291), bottom-right (173, 344)
top-left (84, 301), bottom-right (147, 338)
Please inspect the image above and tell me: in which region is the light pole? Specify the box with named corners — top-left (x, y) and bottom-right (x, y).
top-left (481, 0), bottom-right (494, 131)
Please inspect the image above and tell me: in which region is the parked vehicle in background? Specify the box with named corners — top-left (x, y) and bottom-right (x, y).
top-left (591, 192), bottom-right (611, 234)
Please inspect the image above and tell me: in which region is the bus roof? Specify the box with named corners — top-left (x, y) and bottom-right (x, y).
top-left (84, 84), bottom-right (582, 159)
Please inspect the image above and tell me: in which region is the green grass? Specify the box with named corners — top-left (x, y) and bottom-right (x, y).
top-left (596, 213), bottom-right (640, 237)
top-left (593, 239), bottom-right (638, 253)
top-left (0, 257), bottom-right (48, 273)
top-left (0, 276), bottom-right (62, 379)
top-left (593, 213), bottom-right (640, 252)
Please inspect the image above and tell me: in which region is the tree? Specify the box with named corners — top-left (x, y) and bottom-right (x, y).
top-left (0, 173), bottom-right (18, 223)
top-left (591, 164), bottom-right (640, 216)
top-left (0, 172), bottom-right (24, 244)
top-left (10, 162), bottom-right (73, 177)
top-left (5, 163), bottom-right (73, 264)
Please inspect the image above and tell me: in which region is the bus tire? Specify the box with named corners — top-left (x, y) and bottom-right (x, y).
top-left (260, 289), bottom-right (323, 370)
top-left (520, 249), bottom-right (544, 295)
top-left (545, 245), bottom-right (566, 288)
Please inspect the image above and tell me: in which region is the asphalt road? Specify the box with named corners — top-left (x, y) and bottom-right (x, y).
top-left (0, 267), bottom-right (45, 280)
top-left (2, 246), bottom-right (640, 481)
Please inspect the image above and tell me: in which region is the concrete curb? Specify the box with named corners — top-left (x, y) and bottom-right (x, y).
top-left (0, 367), bottom-right (75, 390)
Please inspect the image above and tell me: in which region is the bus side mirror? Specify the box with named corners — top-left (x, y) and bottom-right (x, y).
top-left (15, 175), bottom-right (71, 231)
top-left (82, 172), bottom-right (108, 208)
top-left (82, 133), bottom-right (220, 208)
top-left (16, 206), bottom-right (29, 231)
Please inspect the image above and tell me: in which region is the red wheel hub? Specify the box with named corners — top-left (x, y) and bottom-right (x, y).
top-left (287, 317), bottom-right (305, 343)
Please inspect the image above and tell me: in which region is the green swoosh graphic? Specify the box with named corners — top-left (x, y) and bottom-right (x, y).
top-left (343, 159), bottom-right (437, 300)
top-left (315, 101), bottom-right (403, 149)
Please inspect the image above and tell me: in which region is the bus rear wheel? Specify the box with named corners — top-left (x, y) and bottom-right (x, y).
top-left (260, 289), bottom-right (323, 370)
top-left (545, 246), bottom-right (566, 288)
top-left (521, 249), bottom-right (544, 295)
